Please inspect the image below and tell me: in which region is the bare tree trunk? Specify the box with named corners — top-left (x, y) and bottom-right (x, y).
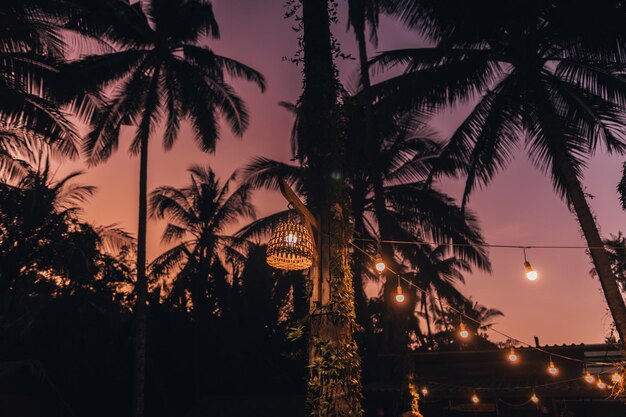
top-left (132, 130), bottom-right (149, 417)
top-left (554, 152), bottom-right (626, 344)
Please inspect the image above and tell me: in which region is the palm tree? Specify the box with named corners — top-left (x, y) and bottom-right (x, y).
top-left (0, 0), bottom-right (89, 157)
top-left (149, 165), bottom-right (255, 312)
top-left (343, 106), bottom-right (489, 352)
top-left (371, 1), bottom-right (626, 343)
top-left (67, 1), bottom-right (265, 415)
top-left (149, 164), bottom-right (254, 399)
top-left (288, 1), bottom-right (365, 415)
top-left (407, 245), bottom-right (473, 346)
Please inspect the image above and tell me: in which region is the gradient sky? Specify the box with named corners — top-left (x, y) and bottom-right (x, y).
top-left (58, 0), bottom-right (626, 346)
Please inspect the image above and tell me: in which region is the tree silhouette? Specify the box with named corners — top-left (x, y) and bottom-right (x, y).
top-left (372, 0), bottom-right (626, 343)
top-left (149, 165), bottom-right (255, 399)
top-left (66, 1), bottom-right (265, 414)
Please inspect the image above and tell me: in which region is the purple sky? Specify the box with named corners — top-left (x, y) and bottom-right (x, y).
top-left (59, 0), bottom-right (626, 345)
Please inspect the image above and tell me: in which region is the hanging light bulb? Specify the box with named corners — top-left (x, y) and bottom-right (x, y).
top-left (584, 371), bottom-right (595, 384)
top-left (395, 283), bottom-right (405, 303)
top-left (374, 254), bottom-right (386, 273)
top-left (421, 387), bottom-right (429, 396)
top-left (525, 262), bottom-right (538, 280)
top-left (530, 392), bottom-right (539, 404)
top-left (547, 359), bottom-right (558, 376)
top-left (523, 248), bottom-right (538, 281)
top-left (471, 393), bottom-right (480, 404)
top-left (459, 321), bottom-right (469, 339)
top-left (597, 377), bottom-right (607, 390)
top-left (611, 372), bottom-right (622, 383)
top-left (508, 347), bottom-right (519, 363)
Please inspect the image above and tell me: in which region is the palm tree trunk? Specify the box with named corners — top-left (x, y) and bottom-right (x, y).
top-left (355, 16), bottom-right (411, 353)
top-left (553, 152), bottom-right (626, 344)
top-left (422, 296), bottom-right (433, 346)
top-left (352, 188), bottom-right (372, 336)
top-left (372, 175), bottom-right (411, 353)
top-left (355, 21), bottom-right (371, 91)
top-left (300, 1), bottom-right (362, 415)
top-left (132, 131), bottom-right (149, 417)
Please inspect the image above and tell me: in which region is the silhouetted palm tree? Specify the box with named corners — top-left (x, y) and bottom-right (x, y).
top-left (66, 1), bottom-right (265, 414)
top-left (149, 165), bottom-right (254, 316)
top-left (149, 165), bottom-right (254, 399)
top-left (0, 0), bottom-right (85, 155)
top-left (372, 0), bottom-right (626, 342)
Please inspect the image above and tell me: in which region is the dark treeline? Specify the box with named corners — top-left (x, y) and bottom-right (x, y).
top-left (3, 1), bottom-right (626, 417)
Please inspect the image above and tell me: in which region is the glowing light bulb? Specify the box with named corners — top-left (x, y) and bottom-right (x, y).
top-left (597, 378), bottom-right (607, 389)
top-left (612, 372), bottom-right (622, 383)
top-left (374, 255), bottom-right (385, 273)
top-left (395, 285), bottom-right (405, 303)
top-left (584, 372), bottom-right (595, 384)
top-left (471, 393), bottom-right (480, 404)
top-left (459, 322), bottom-right (469, 339)
top-left (508, 347), bottom-right (518, 363)
top-left (285, 233), bottom-right (298, 244)
top-left (421, 387), bottom-right (428, 396)
top-left (524, 261), bottom-right (538, 281)
top-left (547, 360), bottom-right (558, 376)
top-left (530, 393), bottom-right (539, 404)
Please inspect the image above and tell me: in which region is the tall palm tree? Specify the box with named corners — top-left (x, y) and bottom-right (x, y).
top-left (67, 1), bottom-right (265, 415)
top-left (286, 1), bottom-right (365, 415)
top-left (371, 1), bottom-right (626, 343)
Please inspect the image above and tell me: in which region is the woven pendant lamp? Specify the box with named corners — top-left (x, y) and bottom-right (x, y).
top-left (266, 214), bottom-right (314, 271)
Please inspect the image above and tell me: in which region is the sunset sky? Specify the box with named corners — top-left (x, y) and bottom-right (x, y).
top-left (59, 0), bottom-right (626, 346)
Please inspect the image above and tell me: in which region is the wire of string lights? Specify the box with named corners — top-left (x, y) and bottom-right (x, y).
top-left (353, 237), bottom-right (622, 251)
top-left (348, 241), bottom-right (619, 367)
top-left (412, 371), bottom-right (623, 402)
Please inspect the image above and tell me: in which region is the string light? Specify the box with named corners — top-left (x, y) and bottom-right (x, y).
top-left (530, 392), bottom-right (539, 404)
top-left (584, 371), bottom-right (595, 384)
top-left (547, 359), bottom-right (558, 376)
top-left (507, 347), bottom-right (519, 363)
top-left (611, 372), bottom-right (622, 383)
top-left (597, 377), bottom-right (607, 389)
top-left (471, 393), bottom-right (480, 404)
top-left (348, 242), bottom-right (618, 368)
top-left (421, 387), bottom-right (429, 396)
top-left (374, 254), bottom-right (386, 273)
top-left (523, 248), bottom-right (538, 281)
top-left (396, 276), bottom-right (405, 303)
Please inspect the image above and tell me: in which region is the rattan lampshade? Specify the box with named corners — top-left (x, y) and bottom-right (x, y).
top-left (266, 218), bottom-right (313, 271)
